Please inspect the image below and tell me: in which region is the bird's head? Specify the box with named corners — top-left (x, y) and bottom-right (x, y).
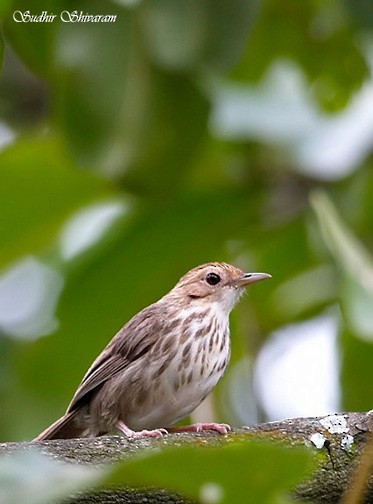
top-left (170, 262), bottom-right (271, 315)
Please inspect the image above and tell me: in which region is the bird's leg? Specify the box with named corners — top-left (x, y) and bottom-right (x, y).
top-left (116, 420), bottom-right (168, 438)
top-left (168, 423), bottom-right (231, 434)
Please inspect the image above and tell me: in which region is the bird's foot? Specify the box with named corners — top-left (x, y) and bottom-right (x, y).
top-left (116, 420), bottom-right (168, 438)
top-left (128, 428), bottom-right (168, 438)
top-left (168, 422), bottom-right (231, 434)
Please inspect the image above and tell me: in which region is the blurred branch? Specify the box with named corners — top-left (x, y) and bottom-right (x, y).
top-left (1, 412), bottom-right (372, 503)
top-left (340, 415), bottom-right (373, 504)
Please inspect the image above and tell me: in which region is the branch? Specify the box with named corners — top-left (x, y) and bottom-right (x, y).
top-left (1, 412), bottom-right (372, 503)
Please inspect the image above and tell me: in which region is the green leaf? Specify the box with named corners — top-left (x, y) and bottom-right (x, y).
top-left (311, 190), bottom-right (373, 342)
top-left (105, 441), bottom-right (312, 503)
top-left (117, 70), bottom-right (210, 196)
top-left (340, 326), bottom-right (373, 411)
top-left (0, 137), bottom-right (110, 268)
top-left (0, 0), bottom-right (12, 18)
top-left (139, 0), bottom-right (259, 71)
top-left (232, 0), bottom-right (368, 111)
top-left (311, 190), bottom-right (373, 411)
top-left (0, 30), bottom-right (4, 72)
top-left (2, 0), bottom-right (60, 78)
top-left (342, 0), bottom-right (373, 29)
top-left (0, 450), bottom-right (100, 504)
top-left (53, 2), bottom-right (133, 171)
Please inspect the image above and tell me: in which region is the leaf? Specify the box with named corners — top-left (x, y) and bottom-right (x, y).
top-left (139, 0), bottom-right (259, 71)
top-left (342, 0), bottom-right (373, 29)
top-left (0, 450), bottom-right (100, 504)
top-left (105, 441), bottom-right (312, 504)
top-left (0, 30), bottom-right (4, 70)
top-left (118, 70), bottom-right (210, 196)
top-left (2, 0), bottom-right (59, 78)
top-left (340, 326), bottom-right (373, 411)
top-left (310, 190), bottom-right (373, 342)
top-left (0, 137), bottom-right (110, 267)
top-left (311, 190), bottom-right (373, 411)
top-left (232, 0), bottom-right (367, 110)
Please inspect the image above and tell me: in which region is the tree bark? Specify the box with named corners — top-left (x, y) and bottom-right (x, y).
top-left (1, 412), bottom-right (372, 503)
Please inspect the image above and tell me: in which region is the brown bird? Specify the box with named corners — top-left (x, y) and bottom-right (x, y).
top-left (35, 262), bottom-right (270, 440)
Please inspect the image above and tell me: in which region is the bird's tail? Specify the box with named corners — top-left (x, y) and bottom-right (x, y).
top-left (34, 411), bottom-right (86, 441)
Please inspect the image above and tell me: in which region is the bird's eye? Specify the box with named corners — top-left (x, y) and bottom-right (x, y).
top-left (205, 272), bottom-right (221, 286)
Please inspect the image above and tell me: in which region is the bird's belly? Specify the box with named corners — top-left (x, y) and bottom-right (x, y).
top-left (131, 369), bottom-right (224, 430)
top-left (125, 330), bottom-right (230, 431)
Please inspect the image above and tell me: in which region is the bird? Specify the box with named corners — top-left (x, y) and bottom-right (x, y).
top-left (35, 262), bottom-right (271, 440)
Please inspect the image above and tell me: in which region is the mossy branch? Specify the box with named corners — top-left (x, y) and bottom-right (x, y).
top-left (1, 412), bottom-right (372, 504)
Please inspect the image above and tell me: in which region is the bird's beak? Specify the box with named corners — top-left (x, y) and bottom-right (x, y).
top-left (233, 272), bottom-right (272, 288)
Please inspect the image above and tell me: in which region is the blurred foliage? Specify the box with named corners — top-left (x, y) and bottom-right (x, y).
top-left (106, 440), bottom-right (313, 504)
top-left (0, 0), bottom-right (373, 501)
top-left (0, 450), bottom-right (98, 504)
top-left (0, 442), bottom-right (313, 504)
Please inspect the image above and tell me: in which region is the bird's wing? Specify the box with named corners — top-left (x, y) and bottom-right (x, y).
top-left (66, 304), bottom-right (165, 413)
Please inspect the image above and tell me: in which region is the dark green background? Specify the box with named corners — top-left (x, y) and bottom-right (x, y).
top-left (0, 0), bottom-right (372, 501)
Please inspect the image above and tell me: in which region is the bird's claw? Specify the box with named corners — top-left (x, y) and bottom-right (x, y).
top-left (116, 420), bottom-right (168, 438)
top-left (127, 428), bottom-right (168, 438)
top-left (168, 422), bottom-right (231, 434)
